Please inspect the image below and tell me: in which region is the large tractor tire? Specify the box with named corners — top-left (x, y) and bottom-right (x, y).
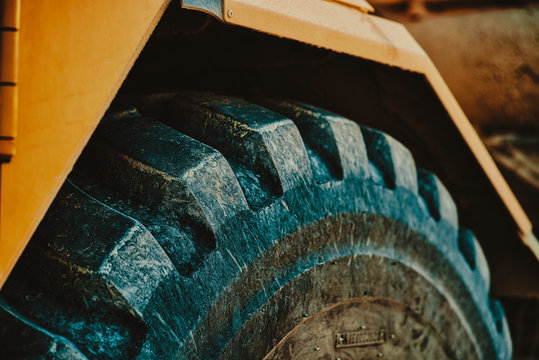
top-left (0, 93), bottom-right (511, 359)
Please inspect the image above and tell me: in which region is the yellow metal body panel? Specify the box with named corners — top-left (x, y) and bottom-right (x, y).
top-left (222, 0), bottom-right (536, 254)
top-left (0, 85), bottom-right (16, 155)
top-left (0, 31), bottom-right (18, 83)
top-left (0, 0), bottom-right (170, 288)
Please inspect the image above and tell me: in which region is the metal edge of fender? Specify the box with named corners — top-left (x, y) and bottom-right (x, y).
top-left (188, 0), bottom-right (537, 258)
top-left (0, 0), bottom-right (20, 162)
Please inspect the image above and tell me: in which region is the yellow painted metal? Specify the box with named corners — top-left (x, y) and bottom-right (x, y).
top-left (0, 86), bottom-right (16, 155)
top-left (0, 0), bottom-right (20, 158)
top-left (0, 0), bottom-right (20, 28)
top-left (0, 31), bottom-right (18, 83)
top-left (0, 0), bottom-right (171, 289)
top-left (222, 0), bottom-right (537, 257)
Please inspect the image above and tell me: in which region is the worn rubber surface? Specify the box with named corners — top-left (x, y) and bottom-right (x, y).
top-left (0, 94), bottom-right (511, 359)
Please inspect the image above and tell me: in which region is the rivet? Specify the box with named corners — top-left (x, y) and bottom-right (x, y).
top-left (390, 334), bottom-right (396, 339)
top-left (227, 9), bottom-right (233, 17)
top-left (314, 346), bottom-right (320, 351)
top-left (360, 325), bottom-right (366, 329)
top-left (377, 353), bottom-right (383, 358)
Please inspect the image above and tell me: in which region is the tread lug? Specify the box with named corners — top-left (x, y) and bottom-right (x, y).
top-left (458, 228), bottom-right (491, 291)
top-left (138, 93), bottom-right (313, 209)
top-left (489, 298), bottom-right (512, 359)
top-left (254, 99), bottom-right (370, 182)
top-left (361, 126), bottom-right (418, 193)
top-left (92, 114), bottom-right (249, 230)
top-left (417, 168), bottom-right (458, 227)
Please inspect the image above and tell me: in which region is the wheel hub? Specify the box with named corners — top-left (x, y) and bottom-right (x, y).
top-left (265, 297), bottom-right (453, 359)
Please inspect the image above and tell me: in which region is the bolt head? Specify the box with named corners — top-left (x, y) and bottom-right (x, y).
top-left (227, 9), bottom-right (233, 17)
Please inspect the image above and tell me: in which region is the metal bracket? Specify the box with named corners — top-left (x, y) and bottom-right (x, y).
top-left (181, 0), bottom-right (224, 20)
